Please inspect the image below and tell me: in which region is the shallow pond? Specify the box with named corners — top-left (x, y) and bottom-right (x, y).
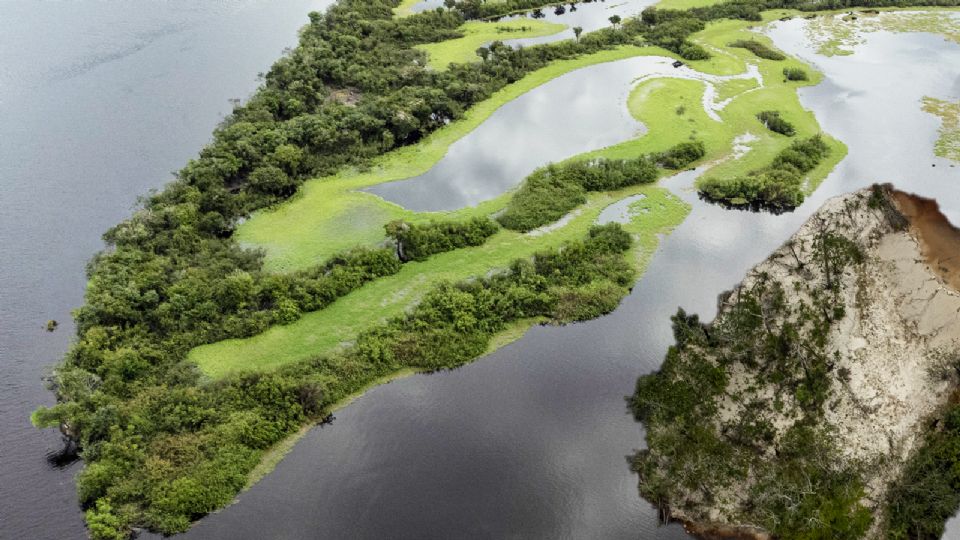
top-left (169, 17), bottom-right (960, 540)
top-left (411, 0), bottom-right (657, 50)
top-left (367, 57), bottom-right (759, 211)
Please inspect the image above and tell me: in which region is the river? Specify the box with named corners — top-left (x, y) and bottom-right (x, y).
top-left (4, 4), bottom-right (959, 540)
top-left (0, 1), bottom-right (333, 538)
top-left (173, 15), bottom-right (960, 540)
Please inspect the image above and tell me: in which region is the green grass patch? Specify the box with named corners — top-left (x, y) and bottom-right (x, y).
top-left (416, 19), bottom-right (567, 69)
top-left (236, 45), bottom-right (668, 273)
top-left (201, 14), bottom-right (845, 377)
top-left (193, 186), bottom-right (689, 378)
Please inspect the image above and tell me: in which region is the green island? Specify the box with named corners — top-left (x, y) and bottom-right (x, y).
top-left (32, 0), bottom-right (960, 538)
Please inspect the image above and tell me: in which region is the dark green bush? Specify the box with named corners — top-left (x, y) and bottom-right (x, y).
top-left (885, 403), bottom-right (960, 539)
top-left (756, 110), bottom-right (796, 136)
top-left (729, 39), bottom-right (786, 60)
top-left (385, 217), bottom-right (499, 262)
top-left (656, 141), bottom-right (706, 169)
top-left (699, 134), bottom-right (830, 209)
top-left (499, 141), bottom-right (703, 232)
top-left (783, 67), bottom-right (809, 81)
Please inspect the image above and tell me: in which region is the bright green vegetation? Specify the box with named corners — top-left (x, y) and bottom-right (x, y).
top-left (728, 38), bottom-right (787, 59)
top-left (236, 45), bottom-right (655, 273)
top-left (417, 19), bottom-right (566, 69)
top-left (716, 77), bottom-right (758, 100)
top-left (497, 142), bottom-right (703, 232)
top-left (922, 96), bottom-right (960, 162)
top-left (36, 0), bottom-right (960, 537)
top-left (756, 110), bottom-right (797, 136)
top-left (631, 221), bottom-right (873, 539)
top-left (201, 12), bottom-right (841, 376)
top-left (191, 187), bottom-right (689, 378)
top-left (682, 16), bottom-right (846, 207)
top-left (803, 9), bottom-right (960, 56)
top-left (700, 134), bottom-right (832, 208)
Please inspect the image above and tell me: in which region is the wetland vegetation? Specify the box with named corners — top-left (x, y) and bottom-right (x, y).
top-left (34, 0), bottom-right (960, 538)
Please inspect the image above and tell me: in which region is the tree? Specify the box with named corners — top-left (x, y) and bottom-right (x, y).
top-left (573, 26), bottom-right (583, 42)
top-left (609, 15), bottom-right (622, 28)
top-left (476, 46), bottom-right (490, 62)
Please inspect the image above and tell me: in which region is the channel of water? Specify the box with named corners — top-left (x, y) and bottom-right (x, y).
top-left (167, 15), bottom-right (960, 540)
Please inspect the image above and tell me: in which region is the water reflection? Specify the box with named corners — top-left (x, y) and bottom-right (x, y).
top-left (499, 0), bottom-right (657, 48)
top-left (366, 57), bottom-right (649, 211)
top-left (597, 193), bottom-right (648, 224)
top-left (767, 16), bottom-right (960, 222)
top-left (367, 57), bottom-right (758, 212)
top-left (411, 0), bottom-right (657, 49)
top-left (167, 16), bottom-right (960, 540)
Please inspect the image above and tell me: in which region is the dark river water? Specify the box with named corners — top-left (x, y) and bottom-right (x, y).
top-left (4, 4), bottom-right (960, 540)
top-left (173, 19), bottom-right (960, 540)
top-left (0, 1), bottom-right (332, 538)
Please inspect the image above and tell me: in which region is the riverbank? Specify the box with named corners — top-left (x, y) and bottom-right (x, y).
top-left (199, 11), bottom-right (841, 378)
top-left (631, 185), bottom-right (960, 538)
top-left (37, 1), bottom-right (960, 537)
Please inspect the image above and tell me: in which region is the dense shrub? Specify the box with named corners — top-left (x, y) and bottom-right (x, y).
top-left (885, 403), bottom-right (960, 539)
top-left (699, 134), bottom-right (830, 209)
top-left (499, 141), bottom-right (703, 232)
top-left (349, 223), bottom-right (634, 368)
top-left (783, 66), bottom-right (809, 81)
top-left (756, 110), bottom-right (796, 136)
top-left (496, 165), bottom-right (589, 232)
top-left (656, 140), bottom-right (706, 169)
top-left (385, 217), bottom-right (499, 262)
top-left (729, 39), bottom-right (786, 60)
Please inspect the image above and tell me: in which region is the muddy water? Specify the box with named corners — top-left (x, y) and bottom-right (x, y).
top-left (169, 19), bottom-right (960, 540)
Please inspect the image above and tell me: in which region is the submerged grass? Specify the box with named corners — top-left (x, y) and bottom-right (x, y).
top-left (922, 96), bottom-right (960, 162)
top-left (802, 8), bottom-right (960, 56)
top-left (197, 15), bottom-right (843, 378)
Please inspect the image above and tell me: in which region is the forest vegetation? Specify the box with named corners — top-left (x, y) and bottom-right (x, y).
top-left (34, 0), bottom-right (960, 537)
top-left (631, 186), bottom-right (960, 538)
top-left (496, 141), bottom-right (704, 232)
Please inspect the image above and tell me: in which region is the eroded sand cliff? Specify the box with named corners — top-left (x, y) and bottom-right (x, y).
top-left (633, 185), bottom-right (960, 538)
